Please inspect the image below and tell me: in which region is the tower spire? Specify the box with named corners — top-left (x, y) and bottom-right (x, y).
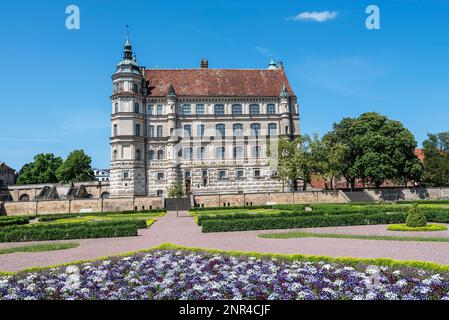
top-left (268, 56), bottom-right (277, 70)
top-left (123, 25), bottom-right (133, 60)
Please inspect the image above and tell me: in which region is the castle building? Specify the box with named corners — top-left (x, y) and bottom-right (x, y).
top-left (0, 162), bottom-right (16, 187)
top-left (110, 38), bottom-right (300, 198)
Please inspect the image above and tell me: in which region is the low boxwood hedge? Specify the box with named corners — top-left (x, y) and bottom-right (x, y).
top-left (0, 216), bottom-right (30, 228)
top-left (38, 209), bottom-right (166, 222)
top-left (190, 205), bottom-right (273, 212)
top-left (201, 213), bottom-right (409, 233)
top-left (0, 219), bottom-right (147, 243)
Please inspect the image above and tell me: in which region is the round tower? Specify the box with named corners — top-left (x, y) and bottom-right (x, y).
top-left (279, 83), bottom-right (292, 138)
top-left (110, 35), bottom-right (147, 198)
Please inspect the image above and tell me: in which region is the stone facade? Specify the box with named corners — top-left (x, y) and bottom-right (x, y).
top-left (0, 162), bottom-right (15, 187)
top-left (110, 39), bottom-right (300, 198)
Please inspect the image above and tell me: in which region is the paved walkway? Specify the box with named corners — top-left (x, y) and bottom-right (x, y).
top-left (2, 211), bottom-right (449, 272)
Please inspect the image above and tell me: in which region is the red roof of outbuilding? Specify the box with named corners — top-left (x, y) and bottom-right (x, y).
top-left (143, 68), bottom-right (295, 97)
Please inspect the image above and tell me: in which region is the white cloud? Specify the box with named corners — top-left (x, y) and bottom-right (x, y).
top-left (254, 46), bottom-right (271, 57)
top-left (289, 11), bottom-right (338, 23)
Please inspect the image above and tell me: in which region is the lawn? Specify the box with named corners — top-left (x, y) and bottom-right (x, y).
top-left (0, 243), bottom-right (79, 255)
top-left (258, 231), bottom-right (449, 242)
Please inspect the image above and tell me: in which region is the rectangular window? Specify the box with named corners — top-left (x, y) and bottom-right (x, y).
top-left (196, 104), bottom-right (205, 115)
top-left (148, 150), bottom-right (155, 160)
top-left (254, 169), bottom-right (261, 178)
top-left (157, 173), bottom-right (164, 180)
top-left (249, 104), bottom-right (260, 115)
top-left (232, 105), bottom-right (242, 116)
top-left (218, 170), bottom-right (227, 180)
top-left (157, 150), bottom-right (164, 160)
top-left (202, 170), bottom-right (208, 177)
top-left (135, 124), bottom-right (141, 137)
top-left (157, 190), bottom-right (163, 197)
top-left (267, 104), bottom-right (276, 114)
top-left (147, 105), bottom-right (154, 115)
top-left (123, 171), bottom-right (129, 179)
top-left (184, 125), bottom-right (192, 137)
top-left (236, 169), bottom-right (245, 179)
top-left (157, 126), bottom-right (163, 138)
top-left (148, 125), bottom-right (154, 138)
top-left (157, 105), bottom-right (163, 116)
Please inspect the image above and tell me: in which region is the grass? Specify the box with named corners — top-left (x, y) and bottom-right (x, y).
top-left (387, 224), bottom-right (448, 232)
top-left (258, 231), bottom-right (449, 242)
top-left (0, 243), bottom-right (79, 255)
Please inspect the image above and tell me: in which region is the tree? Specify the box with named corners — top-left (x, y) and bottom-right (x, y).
top-left (16, 153), bottom-right (63, 185)
top-left (278, 135), bottom-right (318, 191)
top-left (422, 132), bottom-right (449, 186)
top-left (56, 150), bottom-right (95, 183)
top-left (324, 112), bottom-right (422, 188)
top-left (406, 204), bottom-right (427, 227)
top-left (168, 181), bottom-right (185, 217)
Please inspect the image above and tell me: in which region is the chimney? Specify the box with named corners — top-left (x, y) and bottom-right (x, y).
top-left (200, 59), bottom-right (209, 69)
top-left (277, 61), bottom-right (284, 69)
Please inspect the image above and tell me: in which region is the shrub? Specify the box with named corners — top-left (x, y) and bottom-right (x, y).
top-left (406, 204), bottom-right (427, 227)
top-left (0, 220), bottom-right (147, 243)
top-left (0, 217), bottom-right (30, 228)
top-left (387, 224), bottom-right (447, 232)
top-left (38, 209), bottom-right (165, 222)
top-left (201, 213), bottom-right (408, 233)
top-left (190, 205), bottom-right (273, 212)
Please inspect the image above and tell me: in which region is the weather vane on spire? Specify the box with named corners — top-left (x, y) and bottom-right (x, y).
top-left (126, 24), bottom-right (130, 40)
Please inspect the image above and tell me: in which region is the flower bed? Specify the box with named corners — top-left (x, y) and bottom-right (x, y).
top-left (1, 248), bottom-right (449, 300)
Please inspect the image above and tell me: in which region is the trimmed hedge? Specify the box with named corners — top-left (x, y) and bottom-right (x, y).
top-left (0, 217), bottom-right (30, 228)
top-left (201, 213), bottom-right (409, 233)
top-left (38, 209), bottom-right (166, 222)
top-left (190, 205), bottom-right (273, 212)
top-left (0, 219), bottom-right (147, 243)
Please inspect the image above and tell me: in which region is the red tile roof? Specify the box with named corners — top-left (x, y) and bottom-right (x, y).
top-left (144, 68), bottom-right (295, 97)
top-left (415, 148), bottom-right (425, 161)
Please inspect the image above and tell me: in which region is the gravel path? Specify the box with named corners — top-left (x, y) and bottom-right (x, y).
top-left (1, 212), bottom-right (449, 272)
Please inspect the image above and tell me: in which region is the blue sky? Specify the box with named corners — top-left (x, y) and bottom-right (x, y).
top-left (1, 0), bottom-right (449, 170)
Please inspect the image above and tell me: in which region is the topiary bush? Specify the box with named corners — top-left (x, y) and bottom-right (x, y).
top-left (406, 204), bottom-right (427, 228)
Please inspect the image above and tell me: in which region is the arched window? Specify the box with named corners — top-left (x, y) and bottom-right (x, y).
top-left (135, 149), bottom-right (141, 160)
top-left (114, 103), bottom-right (119, 114)
top-left (113, 124), bottom-right (118, 136)
top-left (233, 123), bottom-right (243, 136)
top-left (197, 124), bottom-right (205, 138)
top-left (214, 104), bottom-right (225, 115)
top-left (249, 104), bottom-right (260, 115)
top-left (115, 82), bottom-right (120, 94)
top-left (148, 150), bottom-right (155, 160)
top-left (216, 147), bottom-right (225, 160)
top-left (135, 124), bottom-right (141, 137)
top-left (101, 192), bottom-right (110, 199)
top-left (183, 125), bottom-right (192, 137)
top-left (183, 147), bottom-right (193, 160)
top-left (157, 150), bottom-right (164, 160)
top-left (267, 104), bottom-right (276, 114)
top-left (232, 104), bottom-right (242, 116)
top-left (197, 147), bottom-right (206, 160)
top-left (134, 103), bottom-right (140, 114)
top-left (112, 150), bottom-right (118, 161)
top-left (268, 123), bottom-right (277, 136)
top-left (181, 104), bottom-right (191, 115)
top-left (233, 146), bottom-right (243, 159)
top-left (19, 194), bottom-right (30, 202)
top-left (252, 146), bottom-right (261, 159)
top-left (250, 123), bottom-right (261, 137)
top-left (216, 124), bottom-right (225, 137)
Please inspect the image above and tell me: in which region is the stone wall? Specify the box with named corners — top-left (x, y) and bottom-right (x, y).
top-left (3, 196), bottom-right (163, 216)
top-left (367, 188), bottom-right (449, 202)
top-left (194, 191), bottom-right (347, 207)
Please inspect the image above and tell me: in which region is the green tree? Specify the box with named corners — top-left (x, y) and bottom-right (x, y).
top-left (325, 112), bottom-right (422, 188)
top-left (406, 204), bottom-right (427, 227)
top-left (56, 150), bottom-right (95, 183)
top-left (422, 132), bottom-right (449, 187)
top-left (278, 135), bottom-right (318, 191)
top-left (16, 153), bottom-right (63, 185)
top-left (168, 181), bottom-right (185, 217)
